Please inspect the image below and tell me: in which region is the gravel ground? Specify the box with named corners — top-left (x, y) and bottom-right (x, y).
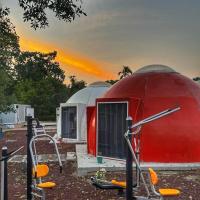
top-left (1, 130), bottom-right (200, 200)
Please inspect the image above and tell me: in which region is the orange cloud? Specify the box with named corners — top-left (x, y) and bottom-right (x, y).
top-left (19, 38), bottom-right (115, 81)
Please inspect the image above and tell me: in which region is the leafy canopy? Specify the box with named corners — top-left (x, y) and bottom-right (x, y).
top-left (193, 77), bottom-right (200, 82)
top-left (15, 51), bottom-right (65, 82)
top-left (15, 51), bottom-right (68, 120)
top-left (0, 8), bottom-right (18, 112)
top-left (106, 66), bottom-right (133, 85)
top-left (67, 75), bottom-right (86, 98)
top-left (0, 8), bottom-right (20, 72)
top-left (18, 0), bottom-right (87, 29)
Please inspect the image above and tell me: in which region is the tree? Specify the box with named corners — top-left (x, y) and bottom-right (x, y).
top-left (67, 75), bottom-right (86, 98)
top-left (106, 79), bottom-right (118, 85)
top-left (0, 8), bottom-right (20, 72)
top-left (2, 1), bottom-right (86, 29)
top-left (15, 51), bottom-right (65, 82)
top-left (193, 77), bottom-right (200, 82)
top-left (118, 66), bottom-right (133, 80)
top-left (0, 69), bottom-right (16, 113)
top-left (106, 66), bottom-right (133, 85)
top-left (0, 8), bottom-right (18, 112)
top-left (15, 51), bottom-right (68, 120)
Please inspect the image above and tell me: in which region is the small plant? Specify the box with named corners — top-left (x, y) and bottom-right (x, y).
top-left (95, 168), bottom-right (106, 180)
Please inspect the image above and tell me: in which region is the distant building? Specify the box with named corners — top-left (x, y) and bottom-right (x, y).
top-left (56, 82), bottom-right (111, 142)
top-left (0, 104), bottom-right (34, 126)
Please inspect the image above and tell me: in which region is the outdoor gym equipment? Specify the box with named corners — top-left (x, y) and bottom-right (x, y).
top-left (0, 146), bottom-right (24, 200)
top-left (90, 127), bottom-right (140, 195)
top-left (124, 106), bottom-right (180, 200)
top-left (148, 168), bottom-right (180, 199)
top-left (91, 176), bottom-right (125, 195)
top-left (29, 133), bottom-right (62, 199)
top-left (26, 116), bottom-right (62, 200)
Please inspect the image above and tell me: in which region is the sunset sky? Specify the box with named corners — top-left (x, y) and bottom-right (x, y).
top-left (3, 0), bottom-right (200, 83)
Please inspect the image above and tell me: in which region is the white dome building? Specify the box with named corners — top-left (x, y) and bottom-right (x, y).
top-left (56, 82), bottom-right (111, 142)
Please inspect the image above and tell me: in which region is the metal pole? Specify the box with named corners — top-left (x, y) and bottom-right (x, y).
top-left (0, 153), bottom-right (4, 200)
top-left (1, 146), bottom-right (8, 200)
top-left (126, 116), bottom-right (134, 200)
top-left (27, 116), bottom-right (33, 200)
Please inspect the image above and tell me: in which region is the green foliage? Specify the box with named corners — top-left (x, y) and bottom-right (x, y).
top-left (18, 0), bottom-right (87, 29)
top-left (106, 79), bottom-right (118, 85)
top-left (0, 69), bottom-right (16, 113)
top-left (0, 8), bottom-right (20, 72)
top-left (95, 168), bottom-right (107, 180)
top-left (193, 77), bottom-right (200, 82)
top-left (118, 66), bottom-right (133, 80)
top-left (15, 51), bottom-right (68, 121)
top-left (106, 66), bottom-right (133, 85)
top-left (15, 51), bottom-right (65, 82)
top-left (67, 75), bottom-right (86, 98)
top-left (0, 7), bottom-right (88, 120)
top-left (0, 8), bottom-right (18, 112)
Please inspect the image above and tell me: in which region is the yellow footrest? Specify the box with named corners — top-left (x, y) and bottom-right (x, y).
top-left (37, 182), bottom-right (56, 189)
top-left (159, 188), bottom-right (180, 196)
top-left (111, 180), bottom-right (126, 188)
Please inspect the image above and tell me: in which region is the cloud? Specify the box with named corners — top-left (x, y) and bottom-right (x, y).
top-left (19, 37), bottom-right (116, 82)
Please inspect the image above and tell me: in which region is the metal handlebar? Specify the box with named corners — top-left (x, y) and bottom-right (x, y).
top-left (130, 107), bottom-right (180, 130)
top-left (0, 146), bottom-right (24, 162)
top-left (29, 134), bottom-right (63, 175)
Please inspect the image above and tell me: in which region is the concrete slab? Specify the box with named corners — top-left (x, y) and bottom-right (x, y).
top-left (76, 144), bottom-right (200, 176)
top-left (76, 144), bottom-right (126, 176)
top-left (8, 152), bottom-right (75, 163)
top-left (61, 138), bottom-right (86, 144)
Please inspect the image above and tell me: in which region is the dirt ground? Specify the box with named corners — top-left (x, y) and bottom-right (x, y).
top-left (1, 130), bottom-right (200, 200)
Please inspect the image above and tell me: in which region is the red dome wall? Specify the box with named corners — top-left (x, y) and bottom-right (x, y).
top-left (92, 70), bottom-right (200, 163)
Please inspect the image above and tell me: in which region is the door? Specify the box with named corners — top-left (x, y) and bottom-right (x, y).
top-left (62, 106), bottom-right (77, 139)
top-left (97, 102), bottom-right (128, 159)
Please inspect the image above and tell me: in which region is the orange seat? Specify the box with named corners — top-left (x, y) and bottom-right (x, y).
top-left (159, 188), bottom-right (180, 196)
top-left (111, 180), bottom-right (126, 188)
top-left (33, 164), bottom-right (56, 189)
top-left (33, 164), bottom-right (49, 178)
top-left (149, 168), bottom-right (180, 197)
top-left (37, 182), bottom-right (56, 189)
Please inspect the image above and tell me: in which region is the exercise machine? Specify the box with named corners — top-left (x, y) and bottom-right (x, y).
top-left (26, 117), bottom-right (62, 200)
top-left (124, 106), bottom-right (180, 200)
top-left (91, 176), bottom-right (125, 195)
top-left (90, 126), bottom-right (141, 195)
top-left (148, 168), bottom-right (180, 199)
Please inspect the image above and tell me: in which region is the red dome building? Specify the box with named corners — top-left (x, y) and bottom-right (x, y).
top-left (87, 65), bottom-right (200, 163)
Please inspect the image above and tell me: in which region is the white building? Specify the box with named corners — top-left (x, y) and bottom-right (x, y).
top-left (0, 104), bottom-right (34, 125)
top-left (56, 82), bottom-right (111, 142)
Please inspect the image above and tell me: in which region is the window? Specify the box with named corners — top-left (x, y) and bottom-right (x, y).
top-left (62, 106), bottom-right (77, 139)
top-left (98, 102), bottom-right (128, 159)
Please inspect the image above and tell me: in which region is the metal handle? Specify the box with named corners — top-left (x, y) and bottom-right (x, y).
top-left (29, 134), bottom-right (63, 174)
top-left (131, 106), bottom-right (180, 129)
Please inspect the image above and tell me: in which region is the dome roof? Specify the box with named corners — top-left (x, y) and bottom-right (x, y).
top-left (89, 81), bottom-right (111, 87)
top-left (99, 65), bottom-right (200, 162)
top-left (67, 82), bottom-right (110, 106)
top-left (135, 64), bottom-right (176, 74)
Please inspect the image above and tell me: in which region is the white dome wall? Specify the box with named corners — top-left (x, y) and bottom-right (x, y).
top-left (57, 82), bottom-right (111, 142)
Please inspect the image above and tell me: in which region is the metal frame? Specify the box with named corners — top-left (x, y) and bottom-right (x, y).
top-left (27, 117), bottom-right (63, 200)
top-left (29, 134), bottom-right (62, 176)
top-left (148, 173), bottom-right (163, 200)
top-left (96, 101), bottom-right (129, 159)
top-left (124, 106), bottom-right (180, 200)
